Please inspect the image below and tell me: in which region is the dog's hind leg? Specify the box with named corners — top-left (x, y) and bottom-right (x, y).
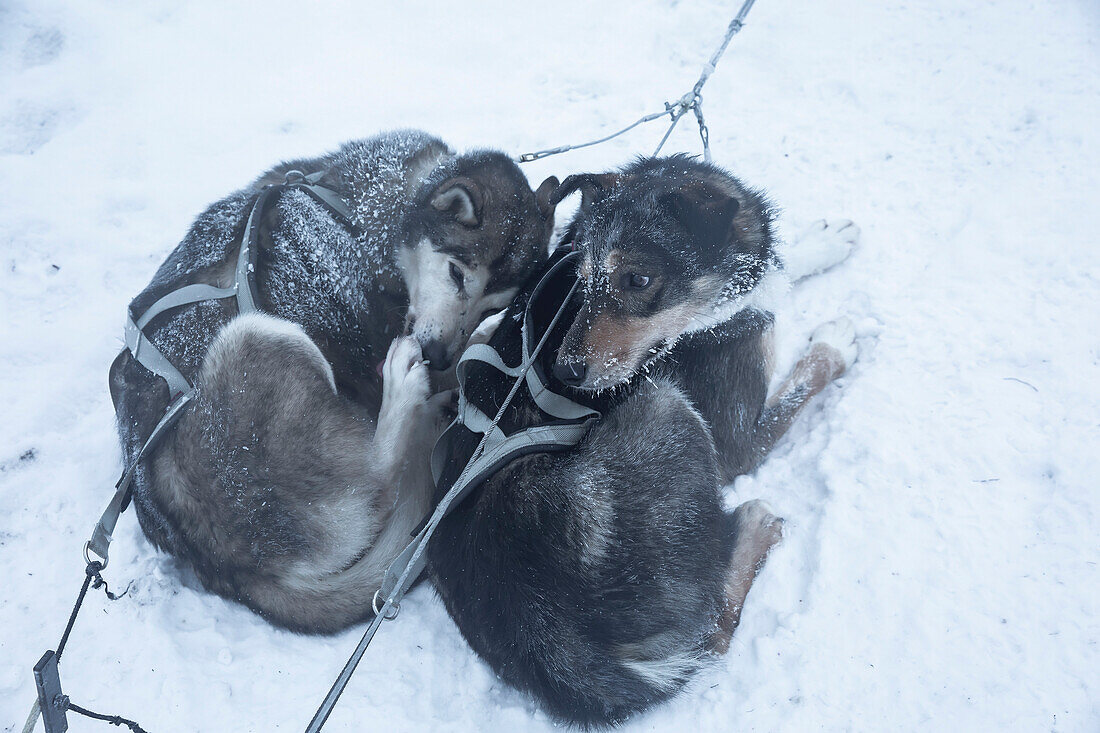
top-left (156, 314), bottom-right (440, 632)
top-left (749, 317), bottom-right (858, 468)
top-left (708, 499), bottom-right (784, 654)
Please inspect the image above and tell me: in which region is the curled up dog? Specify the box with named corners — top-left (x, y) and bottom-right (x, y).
top-left (109, 130), bottom-right (558, 633)
top-left (428, 155), bottom-right (860, 725)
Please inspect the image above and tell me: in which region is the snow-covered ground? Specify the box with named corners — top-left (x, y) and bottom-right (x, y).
top-left (2, 0), bottom-right (1097, 730)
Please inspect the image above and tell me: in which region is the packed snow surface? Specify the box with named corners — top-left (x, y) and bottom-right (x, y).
top-left (1, 1), bottom-right (1097, 730)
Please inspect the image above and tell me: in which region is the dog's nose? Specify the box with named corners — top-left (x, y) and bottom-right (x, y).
top-left (421, 338), bottom-right (451, 370)
top-left (553, 361), bottom-right (587, 387)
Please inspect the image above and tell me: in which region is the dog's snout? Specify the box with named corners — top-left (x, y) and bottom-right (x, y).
top-left (421, 338), bottom-right (451, 370)
top-left (553, 360), bottom-right (587, 387)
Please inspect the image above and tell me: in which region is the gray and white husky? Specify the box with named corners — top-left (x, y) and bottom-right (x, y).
top-left (109, 130), bottom-right (557, 632)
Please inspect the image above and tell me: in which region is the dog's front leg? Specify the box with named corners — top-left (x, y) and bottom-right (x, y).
top-left (372, 336), bottom-right (440, 507)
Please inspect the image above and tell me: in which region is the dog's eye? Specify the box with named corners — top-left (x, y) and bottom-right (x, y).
top-left (449, 262), bottom-right (465, 291)
top-left (622, 273), bottom-right (651, 290)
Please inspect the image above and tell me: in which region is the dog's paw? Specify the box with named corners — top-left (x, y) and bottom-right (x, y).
top-left (381, 336), bottom-right (431, 409)
top-left (785, 219), bottom-right (859, 282)
top-left (809, 316), bottom-right (858, 374)
top-left (732, 499), bottom-right (785, 566)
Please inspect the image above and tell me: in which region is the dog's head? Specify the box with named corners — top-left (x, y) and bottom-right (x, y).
top-left (550, 155), bottom-right (776, 391)
top-left (403, 152), bottom-right (557, 370)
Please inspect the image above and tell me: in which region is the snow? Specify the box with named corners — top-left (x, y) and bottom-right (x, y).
top-left (2, 0), bottom-right (1097, 730)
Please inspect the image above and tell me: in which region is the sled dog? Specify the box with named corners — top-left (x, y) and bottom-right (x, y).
top-left (428, 155), bottom-right (859, 724)
top-left (109, 130), bottom-right (557, 632)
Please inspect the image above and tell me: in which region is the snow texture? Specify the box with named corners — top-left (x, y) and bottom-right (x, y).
top-left (1, 1), bottom-right (1097, 731)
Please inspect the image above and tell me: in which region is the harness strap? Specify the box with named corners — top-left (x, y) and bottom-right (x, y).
top-left (124, 317), bottom-right (191, 399)
top-left (299, 171), bottom-right (359, 223)
top-left (86, 389), bottom-right (197, 566)
top-left (125, 283), bottom-right (238, 397)
top-left (445, 343), bottom-right (526, 452)
top-left (436, 340), bottom-right (599, 483)
top-left (133, 283), bottom-right (241, 330)
top-left (394, 419), bottom-right (593, 603)
top-left (126, 172), bottom-right (357, 404)
top-left (456, 343), bottom-right (525, 378)
top-left (456, 401), bottom-right (507, 446)
top-left (516, 254), bottom-right (600, 423)
top-left (233, 188), bottom-right (268, 315)
top-left (524, 367), bottom-right (599, 420)
top-left (236, 174), bottom-right (359, 315)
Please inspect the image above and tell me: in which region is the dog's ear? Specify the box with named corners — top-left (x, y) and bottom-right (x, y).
top-left (431, 177), bottom-right (484, 227)
top-left (550, 173), bottom-right (620, 210)
top-left (662, 187), bottom-right (740, 247)
top-left (535, 176), bottom-right (559, 221)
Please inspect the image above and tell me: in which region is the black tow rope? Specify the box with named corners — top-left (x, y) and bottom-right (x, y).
top-left (29, 561), bottom-right (147, 733)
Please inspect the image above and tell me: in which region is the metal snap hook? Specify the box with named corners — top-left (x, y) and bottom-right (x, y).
top-left (371, 589), bottom-right (400, 620)
top-left (83, 540), bottom-right (108, 570)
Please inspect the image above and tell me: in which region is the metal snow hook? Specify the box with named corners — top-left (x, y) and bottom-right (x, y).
top-left (516, 0), bottom-right (759, 164)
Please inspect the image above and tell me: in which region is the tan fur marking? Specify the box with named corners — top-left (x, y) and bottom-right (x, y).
top-left (708, 501), bottom-right (783, 654)
top-left (761, 328), bottom-right (776, 385)
top-left (766, 342), bottom-right (846, 409)
top-left (584, 312), bottom-right (654, 365)
top-left (581, 303), bottom-right (696, 385)
top-left (579, 256), bottom-right (593, 281)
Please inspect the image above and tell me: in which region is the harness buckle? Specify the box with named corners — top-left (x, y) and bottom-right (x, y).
top-left (284, 169), bottom-right (307, 186)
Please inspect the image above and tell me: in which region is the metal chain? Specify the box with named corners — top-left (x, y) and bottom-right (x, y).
top-left (516, 0), bottom-right (759, 164)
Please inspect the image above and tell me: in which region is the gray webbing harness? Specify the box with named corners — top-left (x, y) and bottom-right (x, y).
top-left (305, 250), bottom-right (601, 732)
top-left (85, 170), bottom-right (357, 569)
top-left (382, 250), bottom-right (599, 609)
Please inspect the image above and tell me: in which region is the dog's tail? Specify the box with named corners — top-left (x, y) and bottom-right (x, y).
top-left (242, 487), bottom-right (428, 634)
top-left (155, 313), bottom-right (433, 634)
